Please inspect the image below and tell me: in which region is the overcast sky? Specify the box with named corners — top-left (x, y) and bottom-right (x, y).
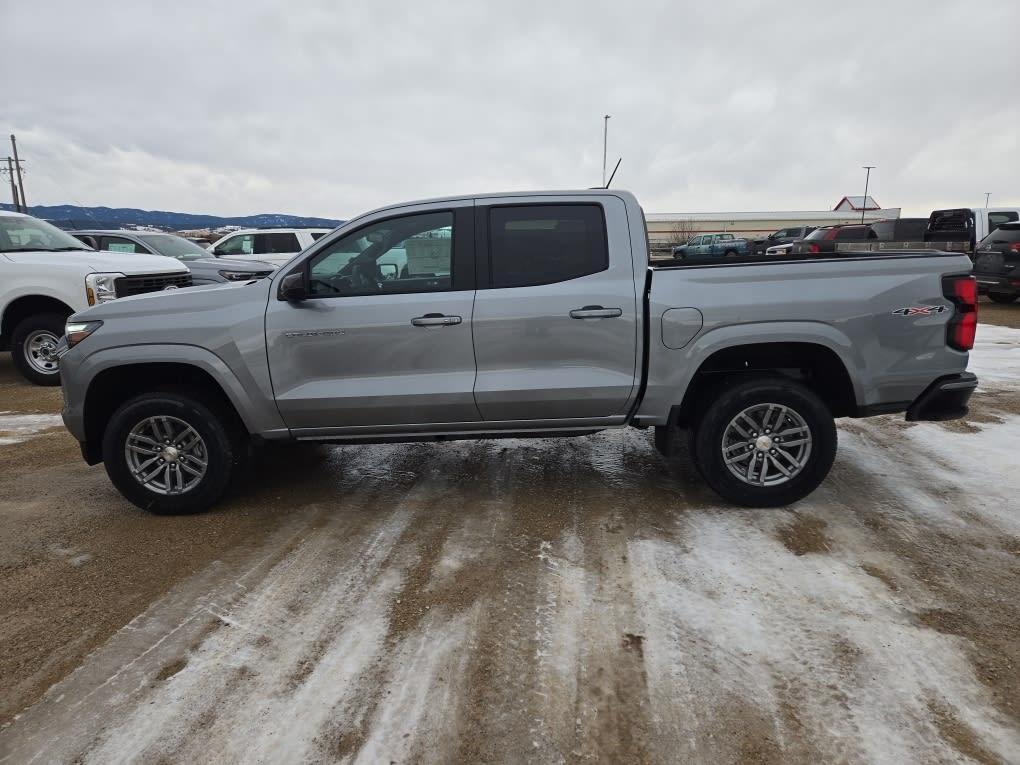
top-left (4, 0), bottom-right (1018, 219)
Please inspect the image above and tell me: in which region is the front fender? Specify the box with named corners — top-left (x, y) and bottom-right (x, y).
top-left (61, 343), bottom-right (288, 441)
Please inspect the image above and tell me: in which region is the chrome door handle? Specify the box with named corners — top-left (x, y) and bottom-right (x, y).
top-left (569, 306), bottom-right (622, 319)
top-left (411, 313), bottom-right (462, 327)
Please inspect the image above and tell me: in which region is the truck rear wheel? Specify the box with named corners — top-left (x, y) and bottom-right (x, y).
top-left (102, 391), bottom-right (242, 514)
top-left (692, 376), bottom-right (836, 507)
top-left (11, 313), bottom-right (66, 386)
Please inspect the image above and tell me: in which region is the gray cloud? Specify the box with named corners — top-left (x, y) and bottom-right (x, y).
top-left (4, 0), bottom-right (1018, 218)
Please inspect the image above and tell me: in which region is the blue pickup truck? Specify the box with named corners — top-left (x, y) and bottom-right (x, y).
top-left (671, 232), bottom-right (750, 259)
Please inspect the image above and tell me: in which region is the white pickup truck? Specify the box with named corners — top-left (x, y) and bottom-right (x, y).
top-left (1, 210), bottom-right (191, 385)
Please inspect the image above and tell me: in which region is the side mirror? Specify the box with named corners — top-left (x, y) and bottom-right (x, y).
top-left (279, 271), bottom-right (307, 301)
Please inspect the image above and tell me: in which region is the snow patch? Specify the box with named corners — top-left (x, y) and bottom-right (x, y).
top-left (0, 412), bottom-right (64, 445)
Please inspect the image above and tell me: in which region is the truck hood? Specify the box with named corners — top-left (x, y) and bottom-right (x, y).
top-left (4, 250), bottom-right (189, 275)
top-left (71, 275), bottom-right (272, 322)
top-left (189, 257), bottom-right (276, 271)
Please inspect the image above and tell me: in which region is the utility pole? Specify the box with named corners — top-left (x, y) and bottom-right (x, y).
top-left (10, 135), bottom-right (27, 212)
top-left (5, 157), bottom-right (20, 210)
top-left (602, 114), bottom-right (611, 187)
top-left (861, 166), bottom-right (875, 224)
top-left (984, 192), bottom-right (991, 208)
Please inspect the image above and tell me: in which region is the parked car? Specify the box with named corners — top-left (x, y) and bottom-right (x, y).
top-left (206, 228), bottom-right (332, 267)
top-left (775, 219), bottom-right (931, 258)
top-left (1, 211), bottom-right (190, 385)
top-left (925, 208), bottom-right (1020, 252)
top-left (754, 226), bottom-right (816, 256)
top-left (791, 224), bottom-right (877, 255)
top-left (973, 222), bottom-right (1020, 304)
top-left (672, 233), bottom-right (749, 259)
top-left (70, 230), bottom-right (276, 284)
top-left (58, 189), bottom-right (977, 514)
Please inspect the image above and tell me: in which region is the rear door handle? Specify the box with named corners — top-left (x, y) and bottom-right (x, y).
top-left (411, 313), bottom-right (462, 327)
top-left (569, 305), bottom-right (623, 319)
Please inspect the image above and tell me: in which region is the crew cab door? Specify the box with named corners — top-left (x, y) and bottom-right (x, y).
top-left (264, 203), bottom-right (480, 433)
top-left (471, 196), bottom-right (639, 423)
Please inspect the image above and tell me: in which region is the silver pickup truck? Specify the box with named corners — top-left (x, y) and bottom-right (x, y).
top-left (57, 190), bottom-right (978, 514)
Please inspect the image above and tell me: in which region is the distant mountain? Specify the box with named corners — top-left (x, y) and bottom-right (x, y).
top-left (0, 203), bottom-right (344, 231)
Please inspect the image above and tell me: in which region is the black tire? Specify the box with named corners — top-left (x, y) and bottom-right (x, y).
top-left (10, 313), bottom-right (67, 386)
top-left (102, 391), bottom-right (244, 514)
top-left (988, 292), bottom-right (1018, 304)
top-left (692, 376), bottom-right (837, 507)
top-left (724, 250), bottom-right (738, 257)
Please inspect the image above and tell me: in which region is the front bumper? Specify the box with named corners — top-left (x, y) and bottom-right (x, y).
top-left (905, 372), bottom-right (978, 422)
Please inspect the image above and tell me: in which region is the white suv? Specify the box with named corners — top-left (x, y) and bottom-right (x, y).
top-left (1, 211), bottom-right (190, 385)
top-left (207, 228), bottom-right (331, 267)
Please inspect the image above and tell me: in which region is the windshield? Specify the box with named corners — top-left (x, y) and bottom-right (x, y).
top-left (0, 215), bottom-right (92, 252)
top-left (804, 228), bottom-right (829, 240)
top-left (138, 234), bottom-right (211, 261)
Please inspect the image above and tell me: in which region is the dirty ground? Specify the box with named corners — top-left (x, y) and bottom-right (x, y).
top-left (1, 313), bottom-right (1018, 764)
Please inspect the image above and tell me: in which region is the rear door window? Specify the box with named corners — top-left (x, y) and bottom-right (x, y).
top-left (835, 227), bottom-right (870, 240)
top-left (254, 232), bottom-right (301, 254)
top-left (100, 236), bottom-right (149, 253)
top-left (488, 205), bottom-right (608, 288)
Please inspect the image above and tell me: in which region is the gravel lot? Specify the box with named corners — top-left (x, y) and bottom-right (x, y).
top-left (1, 302), bottom-right (1019, 764)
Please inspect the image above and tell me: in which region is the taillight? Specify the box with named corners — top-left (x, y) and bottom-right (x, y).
top-left (1009, 242), bottom-right (1020, 252)
top-left (808, 243), bottom-right (821, 254)
top-left (942, 275), bottom-right (978, 351)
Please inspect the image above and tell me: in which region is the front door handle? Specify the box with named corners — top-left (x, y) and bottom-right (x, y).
top-left (411, 313), bottom-right (462, 327)
top-left (569, 305), bottom-right (623, 319)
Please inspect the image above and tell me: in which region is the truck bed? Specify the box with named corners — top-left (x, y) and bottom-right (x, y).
top-left (636, 249), bottom-right (974, 424)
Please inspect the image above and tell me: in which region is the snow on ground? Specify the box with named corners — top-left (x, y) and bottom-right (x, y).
top-left (0, 412), bottom-right (64, 446)
top-left (1, 327), bottom-right (1019, 763)
top-left (967, 323), bottom-right (1020, 384)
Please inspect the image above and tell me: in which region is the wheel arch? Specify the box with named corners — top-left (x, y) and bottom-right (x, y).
top-left (671, 340), bottom-right (859, 428)
top-left (1, 295), bottom-right (75, 351)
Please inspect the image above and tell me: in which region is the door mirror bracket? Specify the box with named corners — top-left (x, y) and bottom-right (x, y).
top-left (279, 271), bottom-right (307, 301)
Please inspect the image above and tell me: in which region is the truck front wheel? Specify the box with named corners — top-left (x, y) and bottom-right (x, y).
top-left (102, 391), bottom-right (242, 514)
top-left (692, 376), bottom-right (836, 507)
top-left (11, 313), bottom-right (66, 386)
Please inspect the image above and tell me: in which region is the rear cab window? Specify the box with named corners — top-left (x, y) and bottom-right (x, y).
top-left (487, 204), bottom-right (608, 288)
top-left (979, 224), bottom-right (1020, 246)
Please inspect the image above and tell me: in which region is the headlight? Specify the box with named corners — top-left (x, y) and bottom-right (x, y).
top-left (65, 320), bottom-right (103, 348)
top-left (219, 270), bottom-right (257, 281)
top-left (85, 272), bottom-right (124, 305)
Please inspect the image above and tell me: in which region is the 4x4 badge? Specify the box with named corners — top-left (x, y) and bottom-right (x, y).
top-left (891, 305), bottom-right (947, 316)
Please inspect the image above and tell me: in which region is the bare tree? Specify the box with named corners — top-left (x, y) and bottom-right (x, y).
top-left (665, 218), bottom-right (699, 246)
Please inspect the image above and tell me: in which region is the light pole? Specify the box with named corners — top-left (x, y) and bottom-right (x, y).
top-left (861, 166), bottom-right (875, 224)
top-left (985, 192), bottom-right (991, 207)
top-left (602, 114), bottom-right (611, 187)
